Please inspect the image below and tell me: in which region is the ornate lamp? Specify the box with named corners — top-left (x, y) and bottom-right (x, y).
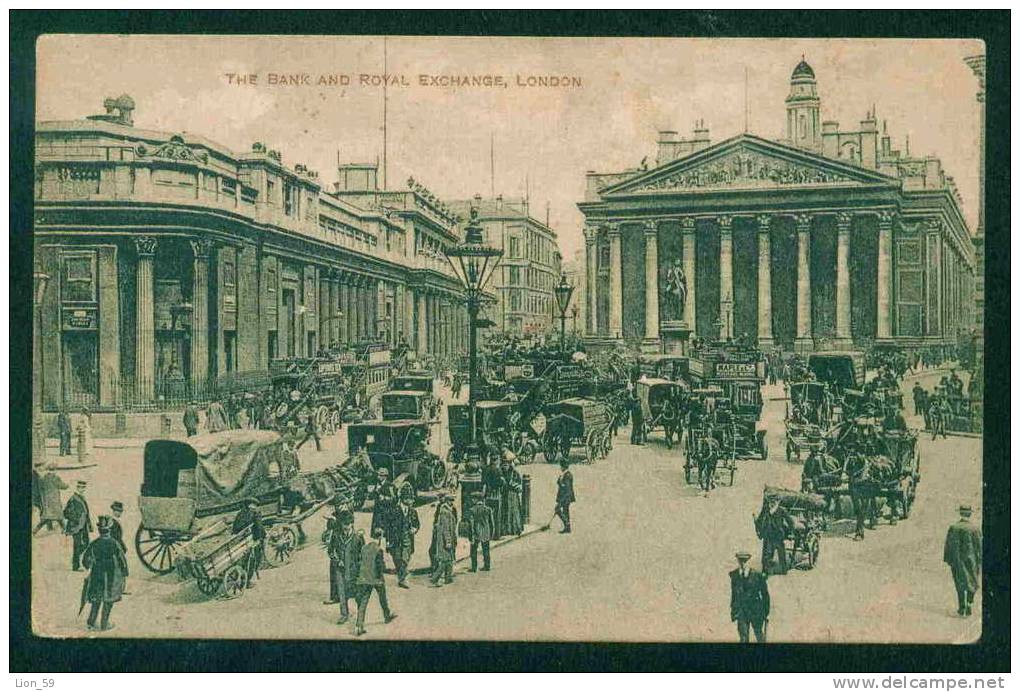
top-left (553, 273), bottom-right (574, 351)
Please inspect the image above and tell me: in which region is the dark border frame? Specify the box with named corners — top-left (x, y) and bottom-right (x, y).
top-left (9, 9), bottom-right (1010, 672)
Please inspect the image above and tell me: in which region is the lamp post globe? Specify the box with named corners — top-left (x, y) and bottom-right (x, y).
top-left (553, 273), bottom-right (574, 352)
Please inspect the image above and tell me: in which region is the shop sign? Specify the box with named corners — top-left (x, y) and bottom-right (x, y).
top-left (62, 306), bottom-right (98, 330)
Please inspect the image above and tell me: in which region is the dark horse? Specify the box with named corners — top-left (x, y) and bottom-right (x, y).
top-left (693, 433), bottom-right (720, 495)
top-left (661, 394), bottom-right (685, 450)
top-left (845, 453), bottom-right (879, 540)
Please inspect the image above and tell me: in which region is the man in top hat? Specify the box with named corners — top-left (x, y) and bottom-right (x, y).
top-left (729, 551), bottom-right (770, 643)
top-left (63, 480), bottom-right (93, 571)
top-left (81, 516), bottom-right (129, 631)
top-left (555, 460), bottom-right (576, 534)
top-left (371, 468), bottom-right (397, 541)
top-left (467, 491), bottom-right (495, 573)
top-left (944, 504), bottom-right (982, 617)
top-left (232, 498), bottom-right (265, 586)
top-left (326, 509), bottom-right (364, 623)
top-left (388, 495), bottom-right (420, 588)
top-left (108, 501), bottom-right (127, 554)
top-left (429, 493), bottom-right (458, 587)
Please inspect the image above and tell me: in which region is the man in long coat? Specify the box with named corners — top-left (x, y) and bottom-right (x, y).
top-left (205, 400), bottom-right (228, 433)
top-left (354, 527), bottom-right (397, 636)
top-left (730, 551), bottom-right (770, 643)
top-left (429, 493), bottom-right (458, 586)
top-left (555, 460), bottom-right (576, 534)
top-left (467, 491), bottom-right (496, 572)
top-left (108, 501), bottom-right (127, 553)
top-left (372, 469), bottom-right (397, 540)
top-left (944, 505), bottom-right (982, 617)
top-left (629, 389), bottom-right (645, 445)
top-left (182, 403), bottom-right (199, 437)
top-left (33, 464), bottom-right (68, 534)
top-left (63, 480), bottom-right (93, 570)
top-left (57, 407), bottom-right (73, 456)
top-left (80, 516), bottom-right (128, 631)
top-left (388, 497), bottom-right (420, 588)
top-left (326, 510), bottom-right (364, 624)
top-left (480, 456), bottom-right (505, 539)
top-left (755, 496), bottom-right (792, 575)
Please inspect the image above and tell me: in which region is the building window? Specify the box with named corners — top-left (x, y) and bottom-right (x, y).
top-left (509, 237), bottom-right (521, 259)
top-left (798, 114), bottom-right (807, 139)
top-left (61, 252), bottom-right (96, 303)
top-left (267, 179), bottom-right (275, 204)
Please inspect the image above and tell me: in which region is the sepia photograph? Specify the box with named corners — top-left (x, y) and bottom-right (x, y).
top-left (10, 13), bottom-right (1008, 672)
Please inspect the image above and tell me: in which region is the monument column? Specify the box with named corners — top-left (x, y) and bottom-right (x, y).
top-left (584, 224), bottom-right (598, 335)
top-left (643, 220), bottom-right (660, 345)
top-left (135, 236), bottom-right (157, 402)
top-left (607, 222), bottom-right (623, 339)
top-left (718, 215), bottom-right (734, 340)
top-left (794, 214), bottom-right (814, 351)
top-left (835, 212), bottom-right (853, 347)
top-left (756, 215), bottom-right (774, 347)
top-left (681, 217), bottom-right (697, 336)
top-left (876, 211), bottom-right (895, 340)
top-left (190, 239), bottom-right (212, 392)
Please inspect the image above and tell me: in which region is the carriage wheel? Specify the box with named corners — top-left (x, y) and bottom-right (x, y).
top-left (135, 526), bottom-right (188, 575)
top-left (543, 433), bottom-right (560, 464)
top-left (196, 575), bottom-right (221, 598)
top-left (264, 524), bottom-right (298, 567)
top-left (330, 409), bottom-right (342, 435)
top-left (221, 563), bottom-right (248, 598)
top-left (427, 457), bottom-right (448, 490)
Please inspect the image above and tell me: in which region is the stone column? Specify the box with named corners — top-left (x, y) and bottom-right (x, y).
top-left (794, 214), bottom-right (814, 351)
top-left (643, 220), bottom-right (660, 345)
top-left (718, 215), bottom-right (734, 340)
top-left (584, 225), bottom-right (598, 335)
top-left (756, 215), bottom-right (773, 347)
top-left (835, 212), bottom-right (853, 346)
top-left (416, 291), bottom-right (428, 354)
top-left (876, 212), bottom-right (895, 340)
top-left (135, 236), bottom-right (157, 402)
top-left (190, 239), bottom-right (212, 392)
top-left (331, 271), bottom-right (341, 345)
top-left (681, 217), bottom-right (697, 335)
top-left (607, 222), bottom-right (623, 339)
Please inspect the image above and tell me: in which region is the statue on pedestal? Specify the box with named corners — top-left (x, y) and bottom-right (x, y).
top-left (664, 259), bottom-right (687, 322)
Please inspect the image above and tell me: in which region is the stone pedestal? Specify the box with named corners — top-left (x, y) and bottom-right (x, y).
top-left (660, 321), bottom-right (691, 355)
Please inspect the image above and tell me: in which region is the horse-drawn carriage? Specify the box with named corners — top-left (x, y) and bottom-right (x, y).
top-left (683, 423), bottom-right (738, 489)
top-left (269, 358), bottom-right (350, 435)
top-left (636, 378), bottom-right (688, 449)
top-left (688, 349), bottom-right (768, 459)
top-left (542, 397), bottom-right (614, 464)
top-left (346, 420), bottom-right (448, 502)
top-left (136, 431), bottom-right (342, 594)
top-left (785, 381), bottom-right (831, 463)
top-left (756, 486), bottom-right (825, 571)
top-left (382, 374), bottom-right (441, 422)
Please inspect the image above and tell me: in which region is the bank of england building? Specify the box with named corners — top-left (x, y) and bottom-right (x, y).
top-left (33, 96), bottom-right (476, 412)
top-left (578, 59), bottom-right (976, 356)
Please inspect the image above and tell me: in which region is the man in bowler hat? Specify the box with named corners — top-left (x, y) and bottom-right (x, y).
top-left (730, 551), bottom-right (770, 643)
top-left (944, 504), bottom-right (982, 617)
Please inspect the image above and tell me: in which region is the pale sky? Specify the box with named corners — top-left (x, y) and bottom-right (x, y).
top-left (37, 35), bottom-right (984, 260)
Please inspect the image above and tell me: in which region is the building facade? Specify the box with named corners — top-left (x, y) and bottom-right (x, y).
top-left (448, 196), bottom-right (562, 337)
top-left (34, 96), bottom-right (472, 410)
top-left (579, 59), bottom-right (975, 354)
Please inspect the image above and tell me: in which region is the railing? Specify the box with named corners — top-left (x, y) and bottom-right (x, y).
top-left (56, 370), bottom-right (274, 413)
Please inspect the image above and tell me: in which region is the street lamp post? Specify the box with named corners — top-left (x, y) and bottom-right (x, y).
top-left (445, 206), bottom-right (503, 460)
top-left (571, 303), bottom-right (579, 336)
top-left (33, 272), bottom-right (50, 465)
top-left (553, 273), bottom-right (574, 352)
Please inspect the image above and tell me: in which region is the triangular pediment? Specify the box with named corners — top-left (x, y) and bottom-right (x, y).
top-left (601, 134), bottom-right (898, 196)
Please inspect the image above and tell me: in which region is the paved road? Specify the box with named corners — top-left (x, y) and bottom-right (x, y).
top-left (31, 369), bottom-right (981, 642)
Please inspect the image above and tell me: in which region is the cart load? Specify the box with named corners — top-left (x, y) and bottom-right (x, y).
top-left (758, 486), bottom-right (825, 570)
top-left (542, 397), bottom-right (613, 464)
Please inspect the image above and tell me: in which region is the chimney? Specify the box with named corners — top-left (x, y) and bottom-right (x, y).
top-left (691, 119), bottom-right (711, 152)
top-left (822, 120), bottom-right (839, 158)
top-left (657, 130), bottom-right (679, 164)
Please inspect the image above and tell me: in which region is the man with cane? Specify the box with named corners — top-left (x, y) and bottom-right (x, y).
top-left (729, 551), bottom-right (770, 643)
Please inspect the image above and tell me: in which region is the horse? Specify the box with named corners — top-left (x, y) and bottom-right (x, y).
top-left (693, 433), bottom-right (720, 495)
top-left (845, 453), bottom-right (880, 540)
top-left (661, 394), bottom-right (685, 450)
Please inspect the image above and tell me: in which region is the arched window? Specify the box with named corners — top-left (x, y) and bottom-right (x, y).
top-left (798, 114), bottom-right (807, 139)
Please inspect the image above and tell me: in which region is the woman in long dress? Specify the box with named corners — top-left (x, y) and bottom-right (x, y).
top-left (500, 457), bottom-right (524, 536)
